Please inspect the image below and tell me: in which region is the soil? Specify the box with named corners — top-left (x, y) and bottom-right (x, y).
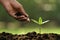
top-left (0, 32), bottom-right (60, 40)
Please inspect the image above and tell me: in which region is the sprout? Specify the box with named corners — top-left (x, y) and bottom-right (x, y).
top-left (31, 17), bottom-right (50, 33)
top-left (31, 17), bottom-right (50, 25)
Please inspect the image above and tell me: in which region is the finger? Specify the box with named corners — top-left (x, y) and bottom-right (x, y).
top-left (17, 15), bottom-right (25, 19)
top-left (18, 17), bottom-right (27, 21)
top-left (15, 15), bottom-right (30, 22)
top-left (3, 2), bottom-right (17, 18)
top-left (16, 15), bottom-right (26, 20)
top-left (16, 17), bottom-right (30, 22)
top-left (10, 0), bottom-right (28, 17)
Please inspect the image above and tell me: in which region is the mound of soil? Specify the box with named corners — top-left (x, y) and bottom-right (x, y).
top-left (0, 32), bottom-right (60, 40)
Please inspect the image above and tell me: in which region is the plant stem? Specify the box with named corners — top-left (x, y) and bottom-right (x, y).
top-left (39, 25), bottom-right (41, 34)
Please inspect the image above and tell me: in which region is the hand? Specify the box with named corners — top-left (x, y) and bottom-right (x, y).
top-left (0, 0), bottom-right (30, 22)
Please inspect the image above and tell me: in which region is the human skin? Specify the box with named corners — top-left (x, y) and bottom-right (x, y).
top-left (0, 0), bottom-right (30, 22)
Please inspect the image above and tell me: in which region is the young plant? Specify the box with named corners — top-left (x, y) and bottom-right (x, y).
top-left (31, 17), bottom-right (50, 33)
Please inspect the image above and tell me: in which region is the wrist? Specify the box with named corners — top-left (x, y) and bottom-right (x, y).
top-left (0, 0), bottom-right (8, 4)
top-left (0, 0), bottom-right (4, 4)
top-left (0, 0), bottom-right (3, 3)
top-left (0, 0), bottom-right (1, 3)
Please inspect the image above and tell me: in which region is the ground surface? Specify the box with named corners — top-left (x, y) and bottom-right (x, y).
top-left (0, 32), bottom-right (60, 40)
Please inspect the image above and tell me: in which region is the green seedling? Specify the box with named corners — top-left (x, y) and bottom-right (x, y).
top-left (31, 17), bottom-right (50, 33)
top-left (31, 17), bottom-right (50, 25)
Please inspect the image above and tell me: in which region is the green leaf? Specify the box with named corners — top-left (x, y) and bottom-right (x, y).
top-left (31, 19), bottom-right (39, 24)
top-left (39, 17), bottom-right (43, 25)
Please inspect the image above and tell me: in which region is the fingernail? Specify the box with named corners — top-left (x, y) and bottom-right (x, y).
top-left (27, 18), bottom-right (30, 22)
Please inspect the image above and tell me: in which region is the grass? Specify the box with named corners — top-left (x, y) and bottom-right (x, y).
top-left (0, 26), bottom-right (60, 34)
top-left (0, 22), bottom-right (60, 34)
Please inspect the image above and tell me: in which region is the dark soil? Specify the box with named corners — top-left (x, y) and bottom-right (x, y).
top-left (0, 32), bottom-right (60, 40)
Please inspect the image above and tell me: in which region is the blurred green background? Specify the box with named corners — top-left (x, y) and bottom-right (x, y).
top-left (0, 0), bottom-right (60, 34)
